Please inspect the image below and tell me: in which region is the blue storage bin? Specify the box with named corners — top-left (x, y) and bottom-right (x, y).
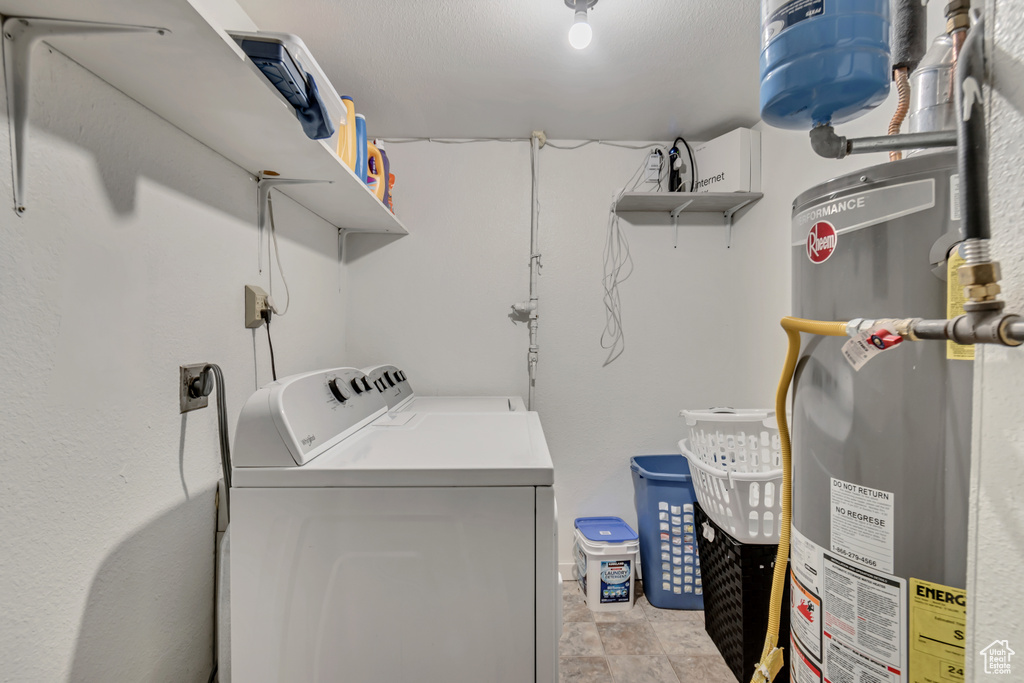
top-left (630, 455), bottom-right (703, 610)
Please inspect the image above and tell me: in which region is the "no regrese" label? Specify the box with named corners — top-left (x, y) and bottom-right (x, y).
top-left (830, 478), bottom-right (895, 573)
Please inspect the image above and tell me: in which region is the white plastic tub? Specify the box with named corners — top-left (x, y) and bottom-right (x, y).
top-left (572, 518), bottom-right (639, 612)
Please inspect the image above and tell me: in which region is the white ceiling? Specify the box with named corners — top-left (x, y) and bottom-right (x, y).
top-left (233, 0), bottom-right (762, 141)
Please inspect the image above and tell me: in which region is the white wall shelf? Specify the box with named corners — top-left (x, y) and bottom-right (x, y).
top-left (614, 191), bottom-right (762, 216)
top-left (613, 191), bottom-right (762, 248)
top-left (1, 0), bottom-right (407, 235)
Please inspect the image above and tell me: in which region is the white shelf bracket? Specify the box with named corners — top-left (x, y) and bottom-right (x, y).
top-left (722, 198), bottom-right (757, 249)
top-left (3, 17), bottom-right (169, 216)
top-left (670, 200), bottom-right (693, 249)
top-left (257, 176), bottom-right (330, 271)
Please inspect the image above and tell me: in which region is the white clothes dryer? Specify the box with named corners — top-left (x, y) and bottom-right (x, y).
top-left (229, 367), bottom-right (558, 683)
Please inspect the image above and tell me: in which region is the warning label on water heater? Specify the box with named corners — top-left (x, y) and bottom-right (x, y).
top-left (823, 553), bottom-right (907, 682)
top-left (793, 570), bottom-right (823, 661)
top-left (947, 248), bottom-right (975, 362)
top-left (792, 635), bottom-right (824, 683)
top-left (830, 478), bottom-right (895, 573)
top-left (789, 526), bottom-right (907, 681)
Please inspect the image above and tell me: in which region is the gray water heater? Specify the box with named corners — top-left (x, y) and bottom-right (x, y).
top-left (788, 152), bottom-right (970, 683)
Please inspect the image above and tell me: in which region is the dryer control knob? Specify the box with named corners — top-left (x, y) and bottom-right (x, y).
top-left (350, 378), bottom-right (365, 394)
top-left (361, 376), bottom-right (372, 392)
top-left (328, 378), bottom-right (350, 403)
top-left (383, 372), bottom-right (395, 387)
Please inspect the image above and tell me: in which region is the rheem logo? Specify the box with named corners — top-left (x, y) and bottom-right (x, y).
top-left (807, 221), bottom-right (837, 264)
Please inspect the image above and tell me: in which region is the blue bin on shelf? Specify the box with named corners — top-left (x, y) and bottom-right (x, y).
top-left (630, 455), bottom-right (703, 610)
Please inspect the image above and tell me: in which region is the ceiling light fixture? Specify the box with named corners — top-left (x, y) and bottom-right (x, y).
top-left (565, 0), bottom-right (598, 50)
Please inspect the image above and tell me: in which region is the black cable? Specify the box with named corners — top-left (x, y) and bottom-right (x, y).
top-left (206, 662), bottom-right (218, 683)
top-left (654, 149), bottom-right (664, 191)
top-left (262, 309), bottom-right (278, 381)
top-left (671, 136), bottom-right (697, 192)
top-left (683, 139), bottom-right (696, 192)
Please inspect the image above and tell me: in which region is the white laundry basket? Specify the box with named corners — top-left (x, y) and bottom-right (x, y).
top-left (678, 408), bottom-right (783, 544)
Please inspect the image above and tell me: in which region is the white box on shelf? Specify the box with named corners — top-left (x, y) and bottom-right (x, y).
top-left (692, 128), bottom-right (761, 194)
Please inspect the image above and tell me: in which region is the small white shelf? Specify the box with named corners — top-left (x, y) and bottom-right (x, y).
top-left (614, 191), bottom-right (762, 248)
top-left (614, 191), bottom-right (763, 216)
top-left (2, 0), bottom-right (406, 235)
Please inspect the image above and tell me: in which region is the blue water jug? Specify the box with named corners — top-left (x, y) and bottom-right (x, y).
top-left (760, 0), bottom-right (891, 130)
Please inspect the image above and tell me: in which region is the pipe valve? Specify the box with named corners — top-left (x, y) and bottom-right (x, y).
top-left (870, 330), bottom-right (903, 350)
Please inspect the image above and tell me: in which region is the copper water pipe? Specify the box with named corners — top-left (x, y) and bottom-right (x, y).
top-left (888, 67), bottom-right (911, 161)
top-left (948, 2), bottom-right (970, 99)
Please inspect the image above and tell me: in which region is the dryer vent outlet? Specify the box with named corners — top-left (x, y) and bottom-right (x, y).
top-left (180, 364), bottom-right (209, 413)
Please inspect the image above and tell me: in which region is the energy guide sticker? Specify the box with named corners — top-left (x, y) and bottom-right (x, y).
top-left (909, 578), bottom-right (966, 683)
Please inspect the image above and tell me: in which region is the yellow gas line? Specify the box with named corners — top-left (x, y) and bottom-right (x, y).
top-left (751, 317), bottom-right (849, 683)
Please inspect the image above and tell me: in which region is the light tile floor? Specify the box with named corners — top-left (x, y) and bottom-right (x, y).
top-left (560, 581), bottom-right (736, 683)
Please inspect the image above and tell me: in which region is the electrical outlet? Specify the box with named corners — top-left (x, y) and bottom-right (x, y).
top-left (245, 285), bottom-right (269, 328)
top-left (180, 364), bottom-right (209, 413)
top-left (644, 151), bottom-right (662, 183)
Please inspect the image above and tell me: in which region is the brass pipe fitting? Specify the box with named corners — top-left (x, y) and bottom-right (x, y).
top-left (945, 0), bottom-right (971, 33)
top-left (946, 12), bottom-right (970, 33)
top-left (958, 260), bottom-right (1002, 303)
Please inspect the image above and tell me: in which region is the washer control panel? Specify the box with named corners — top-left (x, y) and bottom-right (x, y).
top-left (362, 364), bottom-right (413, 410)
top-left (234, 368), bottom-right (388, 468)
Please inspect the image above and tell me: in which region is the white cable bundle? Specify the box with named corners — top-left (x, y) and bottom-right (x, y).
top-left (601, 146), bottom-right (668, 365)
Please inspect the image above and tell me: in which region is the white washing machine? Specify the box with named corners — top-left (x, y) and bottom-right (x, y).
top-left (230, 367), bottom-right (559, 683)
top-left (361, 363), bottom-right (527, 413)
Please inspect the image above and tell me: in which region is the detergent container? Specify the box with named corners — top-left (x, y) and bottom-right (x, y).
top-left (366, 143), bottom-right (385, 201)
top-left (355, 114), bottom-right (368, 185)
top-left (377, 143), bottom-right (392, 208)
top-left (788, 152), bottom-right (970, 682)
top-left (760, 0), bottom-right (891, 129)
top-left (338, 96), bottom-right (357, 170)
top-left (573, 517), bottom-right (638, 613)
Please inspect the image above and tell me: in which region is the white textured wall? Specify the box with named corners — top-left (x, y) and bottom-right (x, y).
top-left (0, 49), bottom-right (349, 681)
top-left (966, 2), bottom-right (1024, 678)
top-left (346, 109), bottom-right (918, 573)
top-left (537, 121), bottom-right (903, 568)
top-left (344, 141), bottom-right (532, 395)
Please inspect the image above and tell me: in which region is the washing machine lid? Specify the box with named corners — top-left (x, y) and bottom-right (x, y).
top-left (232, 410), bottom-right (553, 488)
top-left (394, 395), bottom-right (527, 414)
top-left (360, 364), bottom-right (526, 413)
